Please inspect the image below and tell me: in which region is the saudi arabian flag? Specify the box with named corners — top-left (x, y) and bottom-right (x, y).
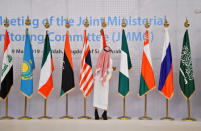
top-left (118, 29), bottom-right (132, 97)
top-left (179, 29), bottom-right (195, 99)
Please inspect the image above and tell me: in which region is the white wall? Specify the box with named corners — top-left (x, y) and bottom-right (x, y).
top-left (0, 0), bottom-right (201, 119)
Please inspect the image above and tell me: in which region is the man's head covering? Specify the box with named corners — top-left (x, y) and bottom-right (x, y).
top-left (95, 46), bottom-right (112, 85)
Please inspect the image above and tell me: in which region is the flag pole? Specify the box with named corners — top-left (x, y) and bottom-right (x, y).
top-left (0, 17), bottom-right (14, 120)
top-left (181, 18), bottom-right (196, 121)
top-left (60, 19), bottom-right (73, 119)
top-left (78, 17), bottom-right (91, 120)
top-left (139, 94), bottom-right (152, 120)
top-left (117, 18), bottom-right (131, 120)
top-left (0, 98), bottom-right (14, 120)
top-left (18, 16), bottom-right (32, 120)
top-left (139, 19), bottom-right (152, 120)
top-left (182, 98), bottom-right (196, 121)
top-left (160, 98), bottom-right (174, 120)
top-left (38, 19), bottom-right (52, 120)
top-left (160, 17), bottom-right (174, 121)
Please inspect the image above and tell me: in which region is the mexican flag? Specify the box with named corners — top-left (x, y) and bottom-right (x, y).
top-left (179, 29), bottom-right (195, 99)
top-left (118, 29), bottom-right (132, 97)
top-left (139, 30), bottom-right (155, 96)
top-left (38, 32), bottom-right (54, 99)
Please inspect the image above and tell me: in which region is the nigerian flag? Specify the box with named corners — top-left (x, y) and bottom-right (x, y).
top-left (118, 29), bottom-right (132, 97)
top-left (179, 29), bottom-right (195, 99)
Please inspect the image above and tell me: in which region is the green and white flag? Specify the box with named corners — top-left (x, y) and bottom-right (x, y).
top-left (179, 29), bottom-right (195, 99)
top-left (118, 29), bottom-right (132, 97)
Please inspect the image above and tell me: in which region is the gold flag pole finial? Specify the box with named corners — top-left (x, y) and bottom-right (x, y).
top-left (25, 16), bottom-right (31, 26)
top-left (84, 17), bottom-right (89, 28)
top-left (65, 18), bottom-right (70, 28)
top-left (184, 17), bottom-right (190, 28)
top-left (164, 17), bottom-right (169, 27)
top-left (121, 18), bottom-right (126, 28)
top-left (4, 17), bottom-right (9, 28)
top-left (102, 17), bottom-right (107, 28)
top-left (145, 18), bottom-right (150, 29)
top-left (44, 18), bottom-right (50, 29)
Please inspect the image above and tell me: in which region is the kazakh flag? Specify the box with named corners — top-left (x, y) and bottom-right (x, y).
top-left (20, 29), bottom-right (35, 98)
top-left (118, 29), bottom-right (132, 97)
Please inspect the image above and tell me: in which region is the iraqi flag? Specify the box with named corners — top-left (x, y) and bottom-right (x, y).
top-left (0, 30), bottom-right (13, 101)
top-left (60, 31), bottom-right (75, 97)
top-left (158, 28), bottom-right (173, 99)
top-left (38, 32), bottom-right (54, 99)
top-left (139, 30), bottom-right (155, 96)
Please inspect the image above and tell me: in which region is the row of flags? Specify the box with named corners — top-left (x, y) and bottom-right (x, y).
top-left (118, 28), bottom-right (194, 100)
top-left (0, 27), bottom-right (195, 101)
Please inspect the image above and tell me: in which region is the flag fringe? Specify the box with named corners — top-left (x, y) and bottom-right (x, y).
top-left (60, 87), bottom-right (75, 99)
top-left (138, 86), bottom-right (156, 97)
top-left (158, 89), bottom-right (173, 100)
top-left (0, 85), bottom-right (14, 101)
top-left (38, 87), bottom-right (54, 99)
top-left (19, 88), bottom-right (33, 99)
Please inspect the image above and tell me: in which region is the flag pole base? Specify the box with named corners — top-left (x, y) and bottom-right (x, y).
top-left (160, 117), bottom-right (174, 121)
top-left (100, 116), bottom-right (112, 120)
top-left (182, 117), bottom-right (196, 121)
top-left (38, 116), bottom-right (52, 120)
top-left (139, 116), bottom-right (152, 120)
top-left (78, 116), bottom-right (91, 119)
top-left (18, 116), bottom-right (32, 120)
top-left (60, 116), bottom-right (73, 119)
top-left (117, 116), bottom-right (131, 120)
top-left (0, 116), bottom-right (14, 120)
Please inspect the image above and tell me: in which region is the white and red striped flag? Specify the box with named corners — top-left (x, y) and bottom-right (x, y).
top-left (79, 30), bottom-right (94, 97)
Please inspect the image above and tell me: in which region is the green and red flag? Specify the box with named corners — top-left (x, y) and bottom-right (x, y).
top-left (139, 30), bottom-right (155, 96)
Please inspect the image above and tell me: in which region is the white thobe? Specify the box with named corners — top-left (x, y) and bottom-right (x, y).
top-left (93, 59), bottom-right (113, 110)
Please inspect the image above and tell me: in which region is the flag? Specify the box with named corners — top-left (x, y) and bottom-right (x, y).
top-left (158, 28), bottom-right (173, 99)
top-left (118, 29), bottom-right (132, 97)
top-left (79, 30), bottom-right (93, 97)
top-left (139, 30), bottom-right (155, 96)
top-left (101, 29), bottom-right (107, 48)
top-left (38, 32), bottom-right (54, 99)
top-left (60, 31), bottom-right (75, 97)
top-left (0, 30), bottom-right (13, 101)
top-left (20, 29), bottom-right (35, 98)
top-left (179, 29), bottom-right (195, 99)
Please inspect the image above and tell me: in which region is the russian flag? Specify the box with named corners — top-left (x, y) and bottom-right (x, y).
top-left (158, 28), bottom-right (173, 99)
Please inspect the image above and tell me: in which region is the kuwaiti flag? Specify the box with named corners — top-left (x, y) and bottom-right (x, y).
top-left (118, 29), bottom-right (132, 97)
top-left (158, 28), bottom-right (173, 99)
top-left (38, 32), bottom-right (54, 99)
top-left (139, 30), bottom-right (155, 96)
top-left (0, 30), bottom-right (13, 101)
top-left (60, 31), bottom-right (75, 97)
top-left (20, 29), bottom-right (35, 98)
